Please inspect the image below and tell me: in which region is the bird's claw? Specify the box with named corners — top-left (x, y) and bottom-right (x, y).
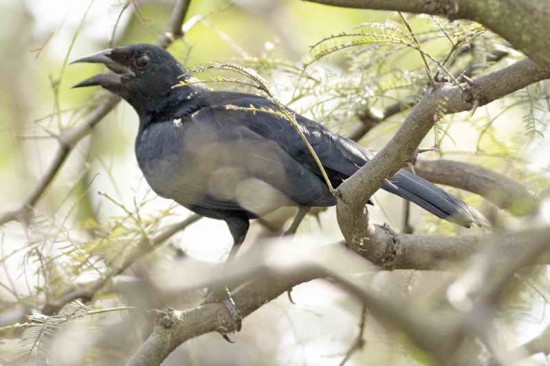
top-left (204, 286), bottom-right (242, 342)
top-left (286, 288), bottom-right (295, 304)
top-left (222, 287), bottom-right (242, 332)
top-left (221, 333), bottom-right (236, 343)
top-left (216, 286), bottom-right (242, 343)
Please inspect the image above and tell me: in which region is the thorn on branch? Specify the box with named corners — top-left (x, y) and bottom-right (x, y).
top-left (460, 73), bottom-right (480, 112)
top-left (282, 207), bottom-right (309, 236)
top-left (222, 287), bottom-right (242, 332)
top-left (434, 73), bottom-right (450, 83)
top-left (410, 146), bottom-right (437, 166)
top-left (383, 178), bottom-right (399, 190)
top-left (407, 162), bottom-right (416, 175)
top-left (461, 74), bottom-right (474, 85)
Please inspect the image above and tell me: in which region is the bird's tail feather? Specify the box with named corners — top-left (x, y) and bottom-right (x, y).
top-left (382, 169), bottom-right (489, 228)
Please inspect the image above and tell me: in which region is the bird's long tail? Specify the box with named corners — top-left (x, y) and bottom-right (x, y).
top-left (381, 169), bottom-right (489, 228)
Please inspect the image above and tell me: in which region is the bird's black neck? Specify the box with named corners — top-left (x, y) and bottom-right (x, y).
top-left (135, 84), bottom-right (203, 133)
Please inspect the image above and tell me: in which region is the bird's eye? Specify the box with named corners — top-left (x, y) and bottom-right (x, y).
top-left (135, 55), bottom-right (150, 68)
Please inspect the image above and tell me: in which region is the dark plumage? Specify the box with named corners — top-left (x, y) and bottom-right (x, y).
top-left (72, 44), bottom-right (487, 253)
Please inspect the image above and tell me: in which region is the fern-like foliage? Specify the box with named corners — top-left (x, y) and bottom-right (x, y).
top-left (1, 301), bottom-right (133, 364)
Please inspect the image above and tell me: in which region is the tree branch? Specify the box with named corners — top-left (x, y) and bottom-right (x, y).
top-left (157, 0), bottom-right (192, 48)
top-left (347, 48), bottom-right (511, 143)
top-left (304, 0), bottom-right (550, 69)
top-left (336, 58), bottom-right (550, 246)
top-left (355, 224), bottom-right (550, 270)
top-left (445, 223), bottom-right (550, 364)
top-left (126, 223), bottom-right (550, 366)
top-left (126, 269), bottom-right (319, 366)
top-left (0, 95), bottom-right (119, 225)
top-left (490, 325), bottom-right (550, 365)
top-left (339, 304), bottom-right (368, 366)
top-left (126, 242), bottom-right (447, 366)
top-left (415, 159), bottom-right (539, 216)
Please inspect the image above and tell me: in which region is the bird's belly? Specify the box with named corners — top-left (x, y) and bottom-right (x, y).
top-left (135, 125), bottom-right (211, 205)
top-left (139, 155), bottom-right (187, 199)
top-left (138, 148), bottom-right (294, 217)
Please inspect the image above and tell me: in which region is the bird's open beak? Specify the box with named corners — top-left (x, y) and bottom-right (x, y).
top-left (71, 49), bottom-right (134, 88)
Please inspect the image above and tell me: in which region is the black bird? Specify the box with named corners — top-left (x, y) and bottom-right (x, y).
top-left (72, 44), bottom-right (486, 255)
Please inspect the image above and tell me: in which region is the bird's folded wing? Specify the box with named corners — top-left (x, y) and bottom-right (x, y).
top-left (204, 92), bottom-right (371, 183)
top-left (168, 107), bottom-right (336, 212)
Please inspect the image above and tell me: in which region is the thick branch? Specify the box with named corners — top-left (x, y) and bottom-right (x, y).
top-left (304, 0), bottom-right (550, 69)
top-left (126, 243), bottom-right (446, 366)
top-left (415, 159), bottom-right (539, 216)
top-left (304, 0), bottom-right (461, 14)
top-left (127, 224), bottom-right (550, 366)
top-left (366, 224), bottom-right (550, 270)
top-left (126, 270), bottom-right (315, 366)
top-left (336, 59), bottom-right (550, 245)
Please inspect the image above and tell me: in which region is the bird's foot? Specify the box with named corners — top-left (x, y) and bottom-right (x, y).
top-left (203, 286), bottom-right (242, 342)
top-left (222, 286), bottom-right (242, 332)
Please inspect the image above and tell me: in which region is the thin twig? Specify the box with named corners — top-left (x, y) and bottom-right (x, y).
top-left (339, 304), bottom-right (368, 366)
top-left (42, 214), bottom-right (201, 315)
top-left (398, 12), bottom-right (435, 85)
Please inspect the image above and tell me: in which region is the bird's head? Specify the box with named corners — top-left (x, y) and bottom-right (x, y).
top-left (72, 44), bottom-right (187, 114)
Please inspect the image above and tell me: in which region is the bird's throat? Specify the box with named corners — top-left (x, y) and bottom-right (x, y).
top-left (135, 84), bottom-right (203, 133)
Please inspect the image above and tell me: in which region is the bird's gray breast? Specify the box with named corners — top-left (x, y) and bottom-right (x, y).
top-left (135, 120), bottom-right (194, 201)
top-left (134, 119), bottom-right (256, 209)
